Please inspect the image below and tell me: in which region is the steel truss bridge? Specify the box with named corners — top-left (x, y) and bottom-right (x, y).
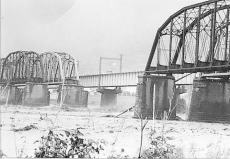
top-left (0, 51), bottom-right (79, 85)
top-left (0, 0), bottom-right (229, 88)
top-left (80, 0), bottom-right (230, 88)
top-left (145, 0), bottom-right (230, 75)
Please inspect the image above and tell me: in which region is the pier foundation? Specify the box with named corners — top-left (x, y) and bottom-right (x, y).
top-left (134, 75), bottom-right (176, 119)
top-left (188, 78), bottom-right (230, 122)
top-left (97, 88), bottom-right (122, 107)
top-left (0, 85), bottom-right (22, 105)
top-left (22, 83), bottom-right (49, 106)
top-left (58, 85), bottom-right (88, 107)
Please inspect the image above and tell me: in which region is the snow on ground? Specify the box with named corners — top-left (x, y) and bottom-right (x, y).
top-left (1, 105), bottom-right (230, 158)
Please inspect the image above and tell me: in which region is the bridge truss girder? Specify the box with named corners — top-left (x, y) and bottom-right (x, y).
top-left (145, 0), bottom-right (230, 74)
top-left (0, 51), bottom-right (43, 84)
top-left (0, 51), bottom-right (78, 84)
top-left (40, 52), bottom-right (77, 83)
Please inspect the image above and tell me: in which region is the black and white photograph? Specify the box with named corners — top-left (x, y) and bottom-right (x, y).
top-left (0, 0), bottom-right (230, 158)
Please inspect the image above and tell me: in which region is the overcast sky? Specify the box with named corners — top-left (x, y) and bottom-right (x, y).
top-left (1, 0), bottom-right (204, 74)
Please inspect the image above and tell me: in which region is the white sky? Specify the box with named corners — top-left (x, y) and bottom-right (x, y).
top-left (1, 0), bottom-right (204, 74)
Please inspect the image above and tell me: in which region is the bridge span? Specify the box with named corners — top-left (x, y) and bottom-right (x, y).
top-left (79, 71), bottom-right (195, 88)
top-left (136, 0), bottom-right (230, 122)
top-left (79, 71), bottom-right (144, 88)
top-left (0, 51), bottom-right (87, 107)
top-left (0, 0), bottom-right (229, 123)
top-left (145, 0), bottom-right (230, 75)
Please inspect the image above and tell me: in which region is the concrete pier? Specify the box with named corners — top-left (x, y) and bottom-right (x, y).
top-left (134, 75), bottom-right (176, 119)
top-left (58, 85), bottom-right (88, 107)
top-left (188, 78), bottom-right (230, 122)
top-left (97, 88), bottom-right (122, 107)
top-left (22, 83), bottom-right (49, 106)
top-left (0, 85), bottom-right (22, 105)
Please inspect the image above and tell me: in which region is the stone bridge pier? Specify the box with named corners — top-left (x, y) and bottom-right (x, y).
top-left (22, 82), bottom-right (50, 106)
top-left (134, 75), bottom-right (176, 119)
top-left (57, 85), bottom-right (88, 107)
top-left (97, 87), bottom-right (122, 107)
top-left (0, 83), bottom-right (88, 107)
top-left (188, 78), bottom-right (230, 122)
top-left (0, 85), bottom-right (23, 105)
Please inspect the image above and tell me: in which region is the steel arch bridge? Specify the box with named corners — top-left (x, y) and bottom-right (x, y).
top-left (145, 0), bottom-right (230, 75)
top-left (0, 51), bottom-right (78, 84)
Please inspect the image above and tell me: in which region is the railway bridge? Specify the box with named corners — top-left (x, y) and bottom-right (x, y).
top-left (79, 0), bottom-right (230, 122)
top-left (0, 0), bottom-right (230, 122)
top-left (139, 0), bottom-right (230, 122)
top-left (0, 51), bottom-right (87, 107)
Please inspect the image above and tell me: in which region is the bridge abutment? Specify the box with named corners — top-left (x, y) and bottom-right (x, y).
top-left (58, 85), bottom-right (88, 107)
top-left (188, 78), bottom-right (230, 122)
top-left (97, 88), bottom-right (122, 107)
top-left (134, 75), bottom-right (176, 119)
top-left (22, 82), bottom-right (50, 106)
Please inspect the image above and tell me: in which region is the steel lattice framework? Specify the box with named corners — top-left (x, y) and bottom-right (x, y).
top-left (40, 52), bottom-right (77, 82)
top-left (145, 0), bottom-right (230, 74)
top-left (0, 58), bottom-right (5, 79)
top-left (0, 51), bottom-right (78, 84)
top-left (0, 51), bottom-right (43, 84)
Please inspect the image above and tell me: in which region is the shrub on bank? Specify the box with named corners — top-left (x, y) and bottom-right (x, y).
top-left (141, 130), bottom-right (184, 159)
top-left (34, 129), bottom-right (103, 158)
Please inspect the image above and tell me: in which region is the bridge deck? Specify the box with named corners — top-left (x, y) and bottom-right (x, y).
top-left (79, 71), bottom-right (195, 87)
